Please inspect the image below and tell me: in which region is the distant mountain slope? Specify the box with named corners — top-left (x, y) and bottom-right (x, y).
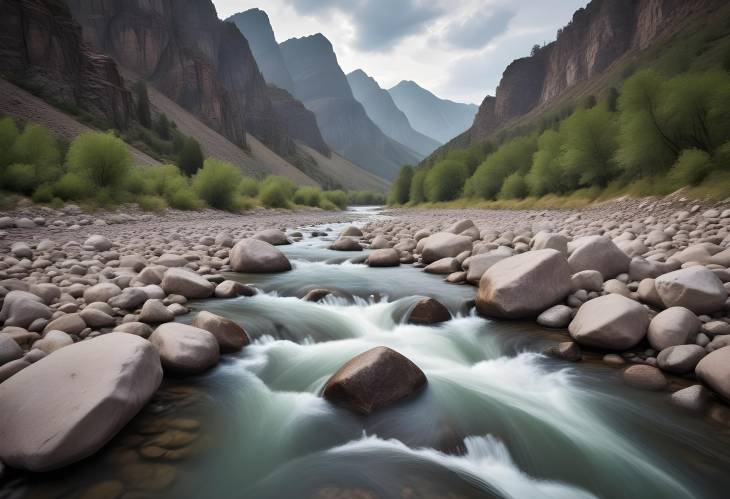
top-left (346, 69), bottom-right (441, 157)
top-left (227, 9), bottom-right (296, 95)
top-left (296, 143), bottom-right (390, 193)
top-left (279, 34), bottom-right (419, 180)
top-left (388, 81), bottom-right (478, 144)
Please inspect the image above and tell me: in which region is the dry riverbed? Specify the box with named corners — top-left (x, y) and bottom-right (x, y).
top-left (2, 195), bottom-right (730, 479)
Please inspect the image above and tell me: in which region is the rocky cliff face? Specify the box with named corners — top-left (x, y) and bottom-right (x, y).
top-left (266, 86), bottom-right (330, 156)
top-left (66, 0), bottom-right (292, 155)
top-left (469, 0), bottom-right (723, 144)
top-left (279, 34), bottom-right (420, 180)
top-left (0, 0), bottom-right (134, 129)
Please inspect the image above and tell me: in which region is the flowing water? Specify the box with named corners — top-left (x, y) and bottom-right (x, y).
top-left (3, 206), bottom-right (730, 499)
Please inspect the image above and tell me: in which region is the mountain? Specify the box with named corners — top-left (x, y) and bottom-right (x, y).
top-left (448, 0), bottom-right (726, 152)
top-left (226, 9), bottom-right (296, 95)
top-left (346, 69), bottom-right (441, 157)
top-left (65, 0), bottom-right (293, 156)
top-left (0, 0), bottom-right (134, 130)
top-left (388, 81), bottom-right (478, 144)
top-left (279, 34), bottom-right (419, 180)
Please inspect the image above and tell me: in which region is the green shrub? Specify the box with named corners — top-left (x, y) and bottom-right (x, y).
top-left (178, 137), bottom-right (204, 176)
top-left (54, 172), bottom-right (93, 200)
top-left (239, 176), bottom-right (260, 197)
top-left (668, 149), bottom-right (716, 187)
top-left (232, 195), bottom-right (256, 212)
top-left (66, 132), bottom-right (131, 187)
top-left (388, 165), bottom-right (414, 204)
top-left (466, 135), bottom-right (537, 199)
top-left (293, 186), bottom-right (322, 206)
top-left (1, 164), bottom-right (36, 194)
top-left (349, 190), bottom-right (386, 205)
top-left (166, 186), bottom-right (202, 210)
top-left (409, 169), bottom-right (427, 203)
top-left (498, 173), bottom-right (528, 199)
top-left (318, 198), bottom-right (338, 211)
top-left (192, 158), bottom-right (242, 210)
top-left (0, 117), bottom-right (19, 167)
top-left (322, 189), bottom-right (347, 210)
top-left (424, 160), bottom-right (469, 202)
top-left (259, 176), bottom-right (296, 208)
top-left (12, 124), bottom-right (59, 168)
top-left (137, 195), bottom-right (167, 212)
top-left (32, 183), bottom-right (55, 203)
top-left (124, 168), bottom-right (149, 195)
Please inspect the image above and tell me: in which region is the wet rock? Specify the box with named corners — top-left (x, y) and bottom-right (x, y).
top-left (230, 239), bottom-right (292, 272)
top-left (329, 237), bottom-right (362, 251)
top-left (340, 226), bottom-right (363, 237)
top-left (406, 298), bottom-right (450, 325)
top-left (161, 268), bottom-right (214, 299)
top-left (544, 341), bottom-right (581, 361)
top-left (149, 323), bottom-right (220, 374)
top-left (569, 294), bottom-right (649, 350)
top-left (657, 345), bottom-right (706, 374)
top-left (0, 333), bottom-right (162, 471)
top-left (537, 305), bottom-right (573, 328)
top-left (568, 236), bottom-right (630, 279)
top-left (192, 311), bottom-right (249, 352)
top-left (476, 249), bottom-right (572, 319)
top-left (622, 365), bottom-right (667, 391)
top-left (696, 346), bottom-right (730, 401)
top-left (254, 229), bottom-right (291, 245)
top-left (367, 249), bottom-right (400, 267)
top-left (419, 232), bottom-right (473, 265)
top-left (647, 307), bottom-right (700, 351)
top-left (215, 280), bottom-right (256, 298)
top-left (302, 288), bottom-right (335, 302)
top-left (670, 385), bottom-right (712, 412)
top-left (655, 267), bottom-right (727, 314)
top-left (424, 257), bottom-right (459, 274)
top-left (322, 346), bottom-right (427, 415)
top-left (139, 299), bottom-right (175, 324)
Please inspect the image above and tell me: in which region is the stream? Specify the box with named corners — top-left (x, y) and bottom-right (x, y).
top-left (3, 206), bottom-right (730, 499)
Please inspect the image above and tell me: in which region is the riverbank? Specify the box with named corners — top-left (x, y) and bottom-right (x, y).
top-left (2, 198), bottom-right (730, 497)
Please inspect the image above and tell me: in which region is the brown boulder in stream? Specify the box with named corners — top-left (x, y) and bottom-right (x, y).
top-left (322, 346), bottom-right (427, 415)
top-left (406, 298), bottom-right (451, 325)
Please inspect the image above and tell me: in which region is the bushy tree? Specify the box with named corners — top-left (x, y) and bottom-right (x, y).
top-left (192, 158), bottom-right (242, 210)
top-left (293, 186), bottom-right (321, 206)
top-left (259, 176), bottom-right (296, 208)
top-left (0, 117), bottom-right (19, 167)
top-left (322, 189), bottom-right (347, 210)
top-left (526, 129), bottom-right (565, 196)
top-left (12, 123), bottom-right (60, 168)
top-left (178, 137), bottom-right (204, 176)
top-left (388, 165), bottom-right (414, 205)
top-left (559, 105), bottom-right (618, 187)
top-left (409, 169), bottom-right (427, 203)
top-left (239, 176), bottom-right (259, 197)
top-left (424, 159), bottom-right (468, 202)
top-left (66, 132), bottom-right (130, 187)
top-left (498, 172), bottom-right (528, 199)
top-left (668, 149), bottom-right (716, 187)
top-left (155, 113), bottom-right (171, 140)
top-left (465, 135), bottom-right (537, 199)
top-left (135, 81), bottom-right (152, 128)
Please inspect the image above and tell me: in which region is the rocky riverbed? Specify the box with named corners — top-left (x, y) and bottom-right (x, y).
top-left (2, 197), bottom-right (730, 494)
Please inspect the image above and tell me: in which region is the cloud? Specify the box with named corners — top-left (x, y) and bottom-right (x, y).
top-left (442, 8), bottom-right (515, 49)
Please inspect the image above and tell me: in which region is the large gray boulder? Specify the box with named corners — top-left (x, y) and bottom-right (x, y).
top-left (655, 267), bottom-right (727, 314)
top-left (0, 333), bottom-right (162, 471)
top-left (322, 346), bottom-right (426, 414)
top-left (0, 291), bottom-right (52, 329)
top-left (83, 283), bottom-right (122, 304)
top-left (657, 345), bottom-right (706, 374)
top-left (530, 231), bottom-right (568, 255)
top-left (230, 239), bottom-right (292, 272)
top-left (696, 346), bottom-right (730, 401)
top-left (419, 232), bottom-right (473, 265)
top-left (568, 236), bottom-right (630, 279)
top-left (647, 307), bottom-right (700, 351)
top-left (161, 268), bottom-right (214, 299)
top-left (568, 294), bottom-right (649, 350)
top-left (476, 249), bottom-right (572, 319)
top-left (192, 311), bottom-right (249, 352)
top-left (149, 323), bottom-right (219, 374)
top-left (253, 229), bottom-right (291, 246)
top-left (465, 248), bottom-right (513, 284)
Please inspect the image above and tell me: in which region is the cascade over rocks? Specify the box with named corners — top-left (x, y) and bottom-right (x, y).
top-left (322, 346), bottom-right (427, 415)
top-left (476, 249), bottom-right (572, 319)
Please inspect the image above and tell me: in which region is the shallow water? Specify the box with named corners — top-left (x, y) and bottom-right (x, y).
top-left (3, 206), bottom-right (730, 499)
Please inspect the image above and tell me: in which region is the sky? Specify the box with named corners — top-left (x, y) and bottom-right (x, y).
top-left (212, 0), bottom-right (588, 105)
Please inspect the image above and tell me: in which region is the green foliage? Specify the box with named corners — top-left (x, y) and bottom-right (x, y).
top-left (498, 173), bottom-right (528, 199)
top-left (0, 117), bottom-right (19, 167)
top-left (559, 105), bottom-right (618, 187)
top-left (465, 135), bottom-right (537, 199)
top-left (258, 176), bottom-right (296, 209)
top-left (526, 129), bottom-right (565, 196)
top-left (668, 149), bottom-right (716, 187)
top-left (135, 81), bottom-right (152, 128)
top-left (424, 160), bottom-right (468, 202)
top-left (388, 165), bottom-right (414, 205)
top-left (192, 159), bottom-right (242, 210)
top-left (349, 190), bottom-right (386, 205)
top-left (178, 137), bottom-right (204, 176)
top-left (12, 124), bottom-right (60, 168)
top-left (239, 176), bottom-right (260, 197)
top-left (322, 189), bottom-right (347, 210)
top-left (317, 198), bottom-right (338, 211)
top-left (32, 183), bottom-right (55, 204)
top-left (137, 195), bottom-right (167, 212)
top-left (1, 164), bottom-right (35, 195)
top-left (409, 169), bottom-right (427, 203)
top-left (293, 186), bottom-right (322, 206)
top-left (66, 132), bottom-right (131, 187)
top-left (155, 113), bottom-right (171, 140)
top-left (53, 172), bottom-right (93, 200)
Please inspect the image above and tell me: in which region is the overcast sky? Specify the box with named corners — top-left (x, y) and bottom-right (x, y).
top-left (212, 0), bottom-right (588, 104)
